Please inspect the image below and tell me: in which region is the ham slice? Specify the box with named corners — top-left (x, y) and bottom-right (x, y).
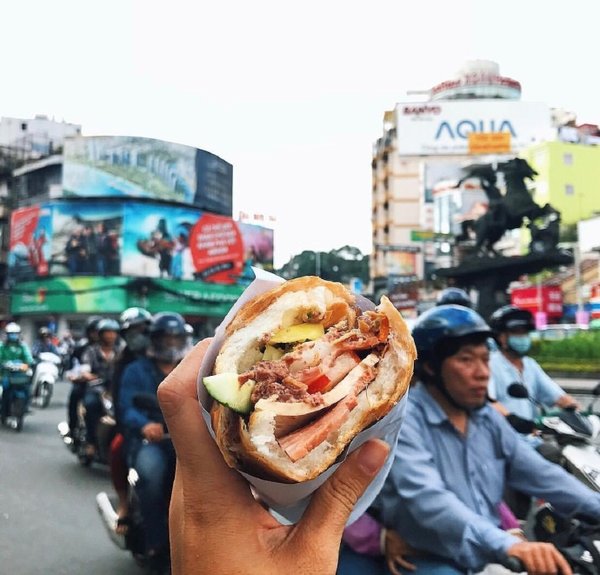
top-left (276, 358), bottom-right (378, 461)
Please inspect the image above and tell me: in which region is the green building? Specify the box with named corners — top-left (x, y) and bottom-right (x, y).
top-left (521, 141), bottom-right (600, 225)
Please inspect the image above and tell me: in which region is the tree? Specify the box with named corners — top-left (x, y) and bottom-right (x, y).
top-left (277, 246), bottom-right (370, 286)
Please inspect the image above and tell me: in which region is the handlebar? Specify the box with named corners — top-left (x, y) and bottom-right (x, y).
top-left (501, 556), bottom-right (525, 572)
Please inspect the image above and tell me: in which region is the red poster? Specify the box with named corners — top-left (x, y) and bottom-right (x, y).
top-left (10, 206), bottom-right (40, 250)
top-left (10, 206), bottom-right (49, 276)
top-left (189, 214), bottom-right (244, 284)
top-left (510, 286), bottom-right (563, 319)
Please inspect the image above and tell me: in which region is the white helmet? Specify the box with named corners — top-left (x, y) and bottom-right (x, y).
top-left (5, 322), bottom-right (21, 334)
top-left (5, 322), bottom-right (21, 342)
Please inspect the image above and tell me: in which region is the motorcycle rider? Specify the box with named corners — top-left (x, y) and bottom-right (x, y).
top-left (66, 316), bottom-right (102, 437)
top-left (0, 322), bottom-right (34, 423)
top-left (81, 318), bottom-right (122, 458)
top-left (31, 326), bottom-right (60, 358)
top-left (372, 305), bottom-right (600, 575)
top-left (110, 307), bottom-right (153, 536)
top-left (119, 312), bottom-right (190, 568)
top-left (488, 305), bottom-right (579, 419)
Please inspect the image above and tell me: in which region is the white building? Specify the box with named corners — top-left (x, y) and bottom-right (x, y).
top-left (371, 61), bottom-right (554, 307)
top-left (0, 115), bottom-right (81, 158)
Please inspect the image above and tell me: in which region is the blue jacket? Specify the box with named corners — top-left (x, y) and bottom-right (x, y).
top-left (118, 357), bottom-right (165, 437)
top-left (373, 383), bottom-right (600, 571)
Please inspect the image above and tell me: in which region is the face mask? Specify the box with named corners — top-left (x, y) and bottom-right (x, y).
top-left (125, 333), bottom-right (150, 354)
top-left (507, 335), bottom-right (531, 356)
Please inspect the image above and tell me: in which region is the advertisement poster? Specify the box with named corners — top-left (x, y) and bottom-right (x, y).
top-left (122, 202), bottom-right (201, 279)
top-left (237, 222), bottom-right (274, 271)
top-left (511, 286), bottom-right (563, 319)
top-left (395, 101), bottom-right (551, 156)
top-left (386, 275), bottom-right (419, 314)
top-left (8, 205), bottom-right (53, 281)
top-left (63, 136), bottom-right (233, 214)
top-left (190, 213), bottom-right (245, 284)
top-left (385, 251), bottom-right (417, 276)
top-left (49, 202), bottom-right (123, 276)
top-left (9, 200), bottom-right (274, 286)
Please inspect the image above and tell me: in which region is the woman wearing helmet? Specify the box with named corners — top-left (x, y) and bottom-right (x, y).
top-left (81, 318), bottom-right (122, 458)
top-left (119, 312), bottom-right (190, 567)
top-left (370, 304), bottom-right (596, 575)
top-left (488, 305), bottom-right (578, 423)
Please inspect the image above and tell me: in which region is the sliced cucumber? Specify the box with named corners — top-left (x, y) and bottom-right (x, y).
top-left (203, 373), bottom-right (255, 415)
top-left (269, 323), bottom-right (324, 344)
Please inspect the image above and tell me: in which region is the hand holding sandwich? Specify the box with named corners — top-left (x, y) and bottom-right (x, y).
top-left (158, 339), bottom-right (391, 575)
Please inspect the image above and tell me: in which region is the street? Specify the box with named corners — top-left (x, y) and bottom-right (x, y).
top-left (0, 380), bottom-right (141, 575)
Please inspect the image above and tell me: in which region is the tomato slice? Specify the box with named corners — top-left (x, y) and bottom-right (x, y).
top-left (307, 373), bottom-right (331, 394)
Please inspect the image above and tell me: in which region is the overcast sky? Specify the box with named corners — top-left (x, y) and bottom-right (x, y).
top-left (2, 0), bottom-right (599, 266)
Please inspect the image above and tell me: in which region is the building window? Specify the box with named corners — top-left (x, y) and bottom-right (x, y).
top-left (21, 122), bottom-right (27, 131)
top-left (563, 153), bottom-right (573, 165)
top-left (565, 184), bottom-right (574, 196)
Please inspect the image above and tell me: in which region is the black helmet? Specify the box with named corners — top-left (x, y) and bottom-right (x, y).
top-left (97, 318), bottom-right (120, 333)
top-left (148, 312), bottom-right (189, 364)
top-left (85, 315), bottom-right (103, 334)
top-left (436, 287), bottom-right (472, 308)
top-left (412, 305), bottom-right (492, 363)
top-left (489, 305), bottom-right (535, 333)
top-left (119, 307), bottom-right (152, 332)
top-left (150, 312), bottom-right (187, 338)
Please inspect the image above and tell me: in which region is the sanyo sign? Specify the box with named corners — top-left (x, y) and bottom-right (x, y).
top-left (395, 101), bottom-right (551, 156)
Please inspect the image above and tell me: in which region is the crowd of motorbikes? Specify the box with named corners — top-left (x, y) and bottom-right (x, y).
top-left (3, 303), bottom-right (600, 575)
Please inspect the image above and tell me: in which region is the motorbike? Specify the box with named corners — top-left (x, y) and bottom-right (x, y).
top-left (31, 352), bottom-right (61, 408)
top-left (96, 393), bottom-right (171, 574)
top-left (500, 503), bottom-right (600, 575)
top-left (0, 360), bottom-right (33, 432)
top-left (507, 382), bottom-right (600, 493)
top-left (58, 376), bottom-right (116, 467)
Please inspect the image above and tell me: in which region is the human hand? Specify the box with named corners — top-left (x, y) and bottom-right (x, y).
top-left (384, 529), bottom-right (416, 574)
top-left (556, 394), bottom-right (580, 410)
top-left (141, 422), bottom-right (164, 442)
top-left (158, 338), bottom-right (391, 575)
top-left (507, 541), bottom-right (572, 575)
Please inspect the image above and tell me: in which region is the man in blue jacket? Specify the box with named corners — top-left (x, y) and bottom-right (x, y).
top-left (119, 312), bottom-right (190, 569)
top-left (373, 305), bottom-right (600, 575)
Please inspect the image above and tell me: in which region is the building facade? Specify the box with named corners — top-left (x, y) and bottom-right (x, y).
top-left (370, 60), bottom-right (579, 315)
top-left (4, 132), bottom-right (274, 343)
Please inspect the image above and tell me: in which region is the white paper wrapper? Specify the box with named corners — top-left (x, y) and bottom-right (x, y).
top-left (196, 267), bottom-right (409, 524)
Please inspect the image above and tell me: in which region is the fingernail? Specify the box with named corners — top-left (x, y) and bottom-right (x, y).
top-left (356, 439), bottom-right (390, 475)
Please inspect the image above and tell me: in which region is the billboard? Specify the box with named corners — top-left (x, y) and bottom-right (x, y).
top-left (63, 136), bottom-right (233, 214)
top-left (8, 201), bottom-right (273, 285)
top-left (10, 277), bottom-right (243, 316)
top-left (510, 286), bottom-right (563, 319)
top-left (395, 101), bottom-right (551, 156)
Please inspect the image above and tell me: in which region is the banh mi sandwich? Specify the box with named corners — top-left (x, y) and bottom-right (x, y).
top-left (203, 276), bottom-right (416, 483)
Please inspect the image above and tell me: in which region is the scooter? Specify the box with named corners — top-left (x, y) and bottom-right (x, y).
top-left (96, 393), bottom-right (171, 574)
top-left (0, 361), bottom-right (33, 432)
top-left (507, 382), bottom-right (600, 492)
top-left (31, 352), bottom-right (61, 408)
top-left (501, 503), bottom-right (600, 575)
top-left (58, 377), bottom-right (116, 467)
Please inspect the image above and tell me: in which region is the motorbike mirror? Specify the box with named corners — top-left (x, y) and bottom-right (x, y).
top-left (507, 382), bottom-right (529, 399)
top-left (133, 393), bottom-right (160, 413)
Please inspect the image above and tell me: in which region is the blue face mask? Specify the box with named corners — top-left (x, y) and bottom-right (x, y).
top-left (507, 335), bottom-right (531, 356)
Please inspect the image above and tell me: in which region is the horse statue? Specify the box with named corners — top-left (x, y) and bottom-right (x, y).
top-left (457, 158), bottom-right (559, 256)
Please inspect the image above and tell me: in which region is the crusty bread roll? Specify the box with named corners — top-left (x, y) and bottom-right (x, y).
top-left (208, 276), bottom-right (416, 483)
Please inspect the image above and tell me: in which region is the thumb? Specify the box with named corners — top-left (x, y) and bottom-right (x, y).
top-left (296, 439), bottom-right (390, 545)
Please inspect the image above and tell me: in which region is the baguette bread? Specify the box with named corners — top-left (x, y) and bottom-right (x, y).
top-left (207, 276), bottom-right (416, 482)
